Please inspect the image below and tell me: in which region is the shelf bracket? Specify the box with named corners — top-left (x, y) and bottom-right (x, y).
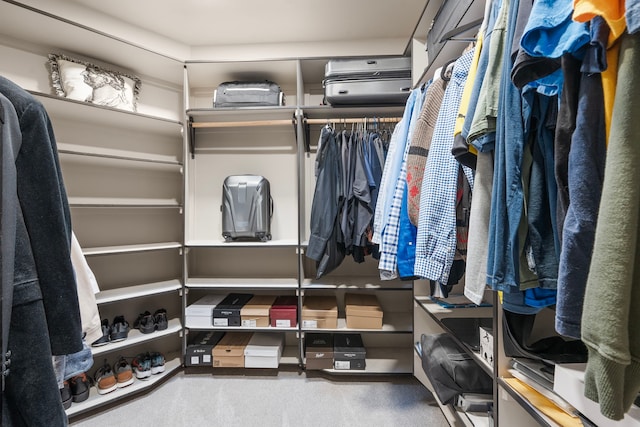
top-left (188, 116), bottom-right (195, 159)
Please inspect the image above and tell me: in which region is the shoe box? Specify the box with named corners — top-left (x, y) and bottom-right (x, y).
top-left (270, 295), bottom-right (298, 328)
top-left (344, 293), bottom-right (383, 329)
top-left (213, 293), bottom-right (253, 327)
top-left (304, 332), bottom-right (334, 370)
top-left (244, 332), bottom-right (284, 368)
top-left (186, 294), bottom-right (225, 328)
top-left (213, 332), bottom-right (253, 368)
top-left (333, 333), bottom-right (366, 370)
top-left (241, 295), bottom-right (276, 327)
top-left (185, 331), bottom-right (225, 367)
top-left (301, 295), bottom-right (338, 329)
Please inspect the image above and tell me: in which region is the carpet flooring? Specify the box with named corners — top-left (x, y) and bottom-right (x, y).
top-left (69, 369), bottom-right (448, 427)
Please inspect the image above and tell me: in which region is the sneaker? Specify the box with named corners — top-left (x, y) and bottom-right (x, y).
top-left (60, 380), bottom-right (72, 409)
top-left (94, 360), bottom-right (117, 395)
top-left (134, 311), bottom-right (155, 334)
top-left (91, 319), bottom-right (110, 347)
top-left (109, 315), bottom-right (130, 342)
top-left (113, 356), bottom-right (134, 388)
top-left (153, 309), bottom-right (168, 331)
top-left (132, 353), bottom-right (152, 379)
top-left (69, 372), bottom-right (91, 403)
top-left (149, 352), bottom-right (166, 375)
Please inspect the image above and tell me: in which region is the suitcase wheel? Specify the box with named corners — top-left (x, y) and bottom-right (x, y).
top-left (223, 234), bottom-right (233, 242)
top-left (257, 232), bottom-right (271, 242)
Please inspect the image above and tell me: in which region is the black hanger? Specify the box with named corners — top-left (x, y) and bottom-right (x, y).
top-left (441, 58), bottom-right (457, 82)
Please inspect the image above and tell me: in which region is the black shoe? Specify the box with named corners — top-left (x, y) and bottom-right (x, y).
top-left (91, 319), bottom-right (110, 347)
top-left (153, 309), bottom-right (168, 331)
top-left (134, 311), bottom-right (155, 334)
top-left (69, 372), bottom-right (90, 403)
top-left (110, 315), bottom-right (130, 342)
top-left (60, 380), bottom-right (72, 409)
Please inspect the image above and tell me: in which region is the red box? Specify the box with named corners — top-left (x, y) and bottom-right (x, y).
top-left (270, 296), bottom-right (298, 328)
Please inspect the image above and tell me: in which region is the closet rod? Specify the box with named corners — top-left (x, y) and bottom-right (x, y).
top-left (191, 119), bottom-right (294, 129)
top-left (304, 117), bottom-right (402, 125)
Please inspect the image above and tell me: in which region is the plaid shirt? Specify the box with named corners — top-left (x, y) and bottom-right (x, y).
top-left (378, 89), bottom-right (426, 278)
top-left (414, 49), bottom-right (475, 284)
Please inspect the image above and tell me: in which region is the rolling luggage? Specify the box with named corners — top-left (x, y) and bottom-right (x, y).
top-left (221, 175), bottom-right (273, 242)
top-left (213, 81), bottom-right (284, 108)
top-left (323, 57), bottom-right (411, 106)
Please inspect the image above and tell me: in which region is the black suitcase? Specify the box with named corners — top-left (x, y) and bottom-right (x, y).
top-left (323, 57), bottom-right (411, 106)
top-left (213, 81), bottom-right (284, 108)
top-left (221, 175), bottom-right (273, 242)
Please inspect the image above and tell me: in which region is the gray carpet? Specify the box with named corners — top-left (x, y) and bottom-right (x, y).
top-left (69, 370), bottom-right (448, 427)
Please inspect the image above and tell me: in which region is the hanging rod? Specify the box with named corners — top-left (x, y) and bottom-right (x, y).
top-left (191, 119), bottom-right (294, 128)
top-left (304, 117), bottom-right (402, 125)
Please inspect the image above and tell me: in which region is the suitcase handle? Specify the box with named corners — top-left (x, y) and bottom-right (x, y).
top-left (366, 60), bottom-right (377, 65)
top-left (338, 90), bottom-right (348, 95)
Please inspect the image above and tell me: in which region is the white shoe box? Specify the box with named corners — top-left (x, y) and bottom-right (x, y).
top-left (185, 294), bottom-right (225, 328)
top-left (554, 363), bottom-right (640, 427)
top-left (244, 333), bottom-right (284, 368)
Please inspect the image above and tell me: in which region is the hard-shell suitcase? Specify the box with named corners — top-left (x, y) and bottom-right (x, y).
top-left (213, 81), bottom-right (284, 108)
top-left (323, 57), bottom-right (411, 106)
top-left (221, 175), bottom-right (273, 242)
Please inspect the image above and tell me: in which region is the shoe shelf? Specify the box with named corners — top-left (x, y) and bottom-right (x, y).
top-left (68, 196), bottom-right (181, 209)
top-left (302, 276), bottom-right (413, 290)
top-left (65, 353), bottom-right (181, 418)
top-left (83, 241), bottom-right (182, 256)
top-left (301, 313), bottom-right (413, 334)
top-left (280, 345), bottom-right (301, 366)
top-left (185, 239), bottom-right (299, 247)
top-left (56, 142), bottom-right (182, 167)
top-left (185, 277), bottom-right (299, 291)
top-left (91, 318), bottom-right (182, 357)
top-left (310, 347), bottom-right (413, 375)
top-left (95, 279), bottom-right (182, 305)
top-left (415, 295), bottom-right (494, 320)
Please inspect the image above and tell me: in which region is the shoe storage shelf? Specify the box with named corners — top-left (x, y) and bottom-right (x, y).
top-left (0, 1), bottom-right (185, 417)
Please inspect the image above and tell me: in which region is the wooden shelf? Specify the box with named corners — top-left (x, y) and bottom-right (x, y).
top-left (302, 276), bottom-right (413, 290)
top-left (57, 143), bottom-right (182, 167)
top-left (91, 318), bottom-right (182, 357)
top-left (186, 239), bottom-right (298, 248)
top-left (186, 277), bottom-right (298, 291)
top-left (186, 324), bottom-right (298, 333)
top-left (415, 295), bottom-right (493, 319)
top-left (301, 313), bottom-right (412, 334)
top-left (96, 280), bottom-right (182, 305)
top-left (66, 354), bottom-right (181, 418)
top-left (83, 242), bottom-right (182, 256)
top-left (311, 347), bottom-right (413, 374)
top-left (68, 197), bottom-right (181, 208)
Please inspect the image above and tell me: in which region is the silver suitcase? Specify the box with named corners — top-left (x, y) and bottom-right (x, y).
top-left (221, 175), bottom-right (272, 242)
top-left (324, 57), bottom-right (412, 105)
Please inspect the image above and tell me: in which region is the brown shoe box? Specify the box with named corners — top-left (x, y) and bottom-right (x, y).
top-left (333, 333), bottom-right (366, 370)
top-left (270, 296), bottom-right (298, 328)
top-left (212, 332), bottom-right (253, 368)
top-left (212, 293), bottom-right (253, 327)
top-left (304, 333), bottom-right (334, 370)
top-left (345, 293), bottom-right (383, 329)
top-left (185, 331), bottom-right (225, 366)
top-left (301, 295), bottom-right (338, 329)
top-left (240, 295), bottom-right (276, 327)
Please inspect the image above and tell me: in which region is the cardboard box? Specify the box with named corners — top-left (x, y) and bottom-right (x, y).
top-left (212, 293), bottom-right (253, 327)
top-left (185, 294), bottom-right (225, 328)
top-left (554, 363), bottom-right (640, 427)
top-left (333, 333), bottom-right (366, 370)
top-left (212, 332), bottom-right (253, 368)
top-left (479, 326), bottom-right (494, 366)
top-left (241, 295), bottom-right (276, 327)
top-left (301, 295), bottom-right (338, 329)
top-left (345, 293), bottom-right (383, 329)
top-left (270, 295), bottom-right (298, 328)
top-left (304, 333), bottom-right (334, 370)
top-left (244, 333), bottom-right (284, 368)
top-left (185, 331), bottom-right (225, 367)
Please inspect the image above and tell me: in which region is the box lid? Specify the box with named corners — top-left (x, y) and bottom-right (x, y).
top-left (187, 331), bottom-right (225, 347)
top-left (305, 332), bottom-right (334, 352)
top-left (333, 333), bottom-right (366, 358)
top-left (186, 294), bottom-right (226, 316)
top-left (213, 332), bottom-right (253, 357)
top-left (302, 295), bottom-right (338, 318)
top-left (241, 295), bottom-right (277, 317)
top-left (271, 295), bottom-right (298, 309)
top-left (244, 333), bottom-right (284, 357)
top-left (345, 293), bottom-right (383, 319)
top-left (216, 293), bottom-right (254, 310)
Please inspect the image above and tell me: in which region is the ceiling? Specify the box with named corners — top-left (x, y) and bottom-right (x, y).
top-left (65, 0), bottom-right (427, 48)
